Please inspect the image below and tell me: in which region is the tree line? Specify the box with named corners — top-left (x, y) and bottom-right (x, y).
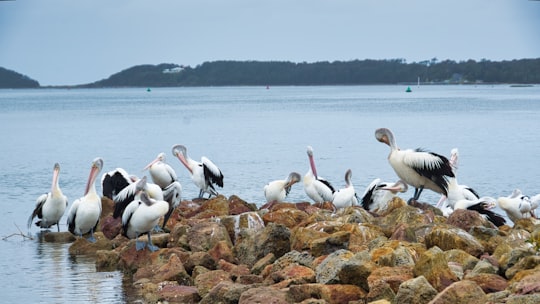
top-left (1, 58), bottom-right (539, 88)
top-left (82, 58), bottom-right (540, 88)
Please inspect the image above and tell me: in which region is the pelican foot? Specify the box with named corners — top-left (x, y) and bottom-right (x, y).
top-left (147, 243), bottom-right (159, 252)
top-left (407, 198), bottom-right (416, 205)
top-left (153, 225), bottom-right (164, 233)
top-left (135, 240), bottom-right (146, 251)
top-left (87, 236), bottom-right (97, 243)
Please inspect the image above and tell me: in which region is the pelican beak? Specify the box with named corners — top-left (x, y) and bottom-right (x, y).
top-left (143, 158), bottom-right (159, 171)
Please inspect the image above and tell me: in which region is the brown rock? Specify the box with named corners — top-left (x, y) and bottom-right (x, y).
top-left (447, 208), bottom-right (497, 230)
top-left (238, 286), bottom-right (290, 304)
top-left (464, 273), bottom-right (508, 293)
top-left (157, 282), bottom-right (200, 303)
top-left (424, 225), bottom-right (484, 257)
top-left (208, 240), bottom-right (236, 264)
top-left (262, 207), bottom-right (309, 228)
top-left (42, 231), bottom-right (76, 243)
top-left (200, 281), bottom-right (254, 304)
top-left (228, 195), bottom-right (258, 215)
top-left (428, 280), bottom-right (487, 304)
top-left (233, 223), bottom-right (291, 267)
top-left (310, 231), bottom-right (350, 257)
top-left (218, 259), bottom-right (250, 279)
top-left (220, 212), bottom-right (265, 243)
top-left (394, 275), bottom-right (438, 304)
top-left (194, 269), bottom-right (233, 298)
top-left (68, 232), bottom-right (113, 255)
top-left (100, 216), bottom-right (122, 240)
top-left (270, 264), bottom-right (316, 285)
top-left (184, 251), bottom-right (218, 274)
top-left (291, 227), bottom-right (329, 252)
top-left (187, 220), bottom-right (233, 252)
top-left (186, 195), bottom-right (230, 218)
top-left (413, 246), bottom-right (459, 292)
top-left (251, 252), bottom-right (276, 275)
top-left (287, 284), bottom-right (367, 304)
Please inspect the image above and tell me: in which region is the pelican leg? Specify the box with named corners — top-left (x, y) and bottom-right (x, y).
top-left (56, 223), bottom-right (60, 233)
top-left (87, 229), bottom-right (97, 243)
top-left (198, 189), bottom-right (204, 199)
top-left (408, 186), bottom-right (425, 204)
top-left (135, 233), bottom-right (146, 251)
top-left (161, 206), bottom-right (174, 230)
top-left (153, 225), bottom-right (164, 233)
top-left (146, 233), bottom-right (159, 252)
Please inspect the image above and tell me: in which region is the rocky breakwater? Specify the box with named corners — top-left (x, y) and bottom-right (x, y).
top-left (59, 195), bottom-right (540, 304)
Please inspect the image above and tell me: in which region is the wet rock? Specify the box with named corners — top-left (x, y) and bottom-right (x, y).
top-left (157, 283), bottom-right (200, 303)
top-left (394, 275), bottom-right (438, 304)
top-left (425, 225), bottom-right (484, 257)
top-left (100, 216), bottom-right (122, 240)
top-left (428, 280), bottom-right (487, 303)
top-left (42, 231), bottom-right (76, 243)
top-left (68, 232), bottom-right (114, 255)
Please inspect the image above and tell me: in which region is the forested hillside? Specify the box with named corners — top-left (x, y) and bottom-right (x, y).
top-left (81, 58), bottom-right (540, 87)
top-left (0, 67), bottom-right (40, 88)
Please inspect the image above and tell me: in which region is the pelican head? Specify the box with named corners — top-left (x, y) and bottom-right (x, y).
top-left (380, 180), bottom-right (408, 194)
top-left (286, 172), bottom-right (301, 186)
top-left (375, 128), bottom-right (396, 148)
top-left (306, 146), bottom-right (314, 157)
top-left (171, 144), bottom-right (188, 158)
top-left (143, 152), bottom-right (166, 170)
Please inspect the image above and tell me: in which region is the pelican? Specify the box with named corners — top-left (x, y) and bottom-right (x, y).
top-left (171, 144), bottom-right (224, 198)
top-left (332, 169), bottom-right (358, 209)
top-left (375, 128), bottom-right (454, 203)
top-left (497, 189), bottom-right (533, 223)
top-left (264, 172), bottom-right (301, 203)
top-left (303, 146), bottom-right (335, 203)
top-left (143, 152), bottom-right (178, 190)
top-left (122, 180), bottom-right (169, 252)
top-left (101, 168), bottom-right (132, 200)
top-left (454, 196), bottom-right (506, 227)
top-left (111, 175), bottom-right (164, 219)
top-left (436, 148), bottom-right (479, 211)
top-left (530, 194), bottom-right (540, 217)
top-left (360, 178), bottom-right (408, 213)
top-left (67, 157), bottom-right (103, 243)
top-left (28, 163), bottom-right (68, 232)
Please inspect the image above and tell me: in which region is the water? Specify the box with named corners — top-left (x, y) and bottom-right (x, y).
top-left (1, 85), bottom-right (539, 302)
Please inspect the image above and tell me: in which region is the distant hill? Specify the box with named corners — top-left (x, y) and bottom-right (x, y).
top-left (79, 58), bottom-right (540, 88)
top-left (2, 58), bottom-right (540, 88)
top-left (0, 67), bottom-right (40, 88)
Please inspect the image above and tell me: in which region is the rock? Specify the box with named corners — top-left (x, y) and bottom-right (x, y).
top-left (42, 231), bottom-right (76, 243)
top-left (187, 220), bottom-right (233, 252)
top-left (310, 231), bottom-right (351, 256)
top-left (200, 281), bottom-right (254, 304)
top-left (413, 246), bottom-right (459, 292)
top-left (208, 240), bottom-right (236, 264)
top-left (100, 215), bottom-right (122, 240)
top-left (194, 269), bottom-right (234, 298)
top-left (187, 195), bottom-right (230, 218)
top-left (287, 284), bottom-right (367, 304)
top-left (315, 249), bottom-right (373, 291)
top-left (366, 266), bottom-right (413, 302)
top-left (228, 195), bottom-right (258, 215)
top-left (220, 211), bottom-right (265, 243)
top-left (428, 280), bottom-right (487, 303)
top-left (443, 249), bottom-right (479, 272)
top-left (464, 273), bottom-right (509, 293)
top-left (425, 225), bottom-right (484, 257)
top-left (506, 255), bottom-right (540, 280)
top-left (233, 223), bottom-right (291, 267)
top-left (262, 207), bottom-right (309, 228)
top-left (157, 283), bottom-right (200, 303)
top-left (238, 286), bottom-right (290, 304)
top-left (446, 208), bottom-right (497, 230)
top-left (394, 275), bottom-right (438, 304)
top-left (251, 252), bottom-right (276, 275)
top-left (68, 232), bottom-right (113, 255)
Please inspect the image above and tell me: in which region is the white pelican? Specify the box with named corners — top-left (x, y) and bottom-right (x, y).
top-left (111, 175), bottom-right (164, 219)
top-left (332, 169), bottom-right (358, 209)
top-left (375, 128), bottom-right (455, 203)
top-left (303, 146), bottom-right (335, 203)
top-left (122, 180), bottom-right (169, 252)
top-left (497, 189), bottom-right (533, 223)
top-left (67, 157), bottom-right (103, 243)
top-left (360, 178), bottom-right (408, 213)
top-left (171, 144), bottom-right (224, 199)
top-left (530, 194), bottom-right (540, 217)
top-left (143, 152), bottom-right (178, 190)
top-left (436, 148), bottom-right (479, 211)
top-left (454, 196), bottom-right (506, 227)
top-left (28, 163), bottom-right (68, 232)
top-left (264, 172), bottom-right (301, 203)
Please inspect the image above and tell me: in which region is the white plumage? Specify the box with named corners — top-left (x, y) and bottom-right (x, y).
top-left (360, 178), bottom-right (408, 214)
top-left (303, 146), bottom-right (335, 203)
top-left (122, 182), bottom-right (169, 252)
top-left (264, 172), bottom-right (301, 203)
top-left (66, 158), bottom-right (103, 242)
top-left (375, 128), bottom-right (454, 203)
top-left (497, 189), bottom-right (533, 223)
top-left (332, 169), bottom-right (358, 209)
top-left (143, 152), bottom-right (178, 189)
top-left (28, 163), bottom-right (68, 232)
top-left (172, 144), bottom-right (223, 199)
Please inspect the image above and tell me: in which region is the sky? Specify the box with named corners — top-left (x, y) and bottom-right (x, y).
top-left (1, 0), bottom-right (539, 86)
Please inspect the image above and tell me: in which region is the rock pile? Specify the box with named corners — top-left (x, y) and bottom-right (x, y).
top-left (55, 195), bottom-right (540, 303)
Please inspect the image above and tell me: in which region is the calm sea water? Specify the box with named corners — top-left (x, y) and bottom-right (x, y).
top-left (1, 85), bottom-right (539, 302)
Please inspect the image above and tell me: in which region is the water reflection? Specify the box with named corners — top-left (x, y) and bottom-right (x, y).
top-left (29, 232), bottom-right (128, 303)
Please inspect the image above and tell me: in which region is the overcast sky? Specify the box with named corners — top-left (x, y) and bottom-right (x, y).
top-left (1, 0), bottom-right (539, 86)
